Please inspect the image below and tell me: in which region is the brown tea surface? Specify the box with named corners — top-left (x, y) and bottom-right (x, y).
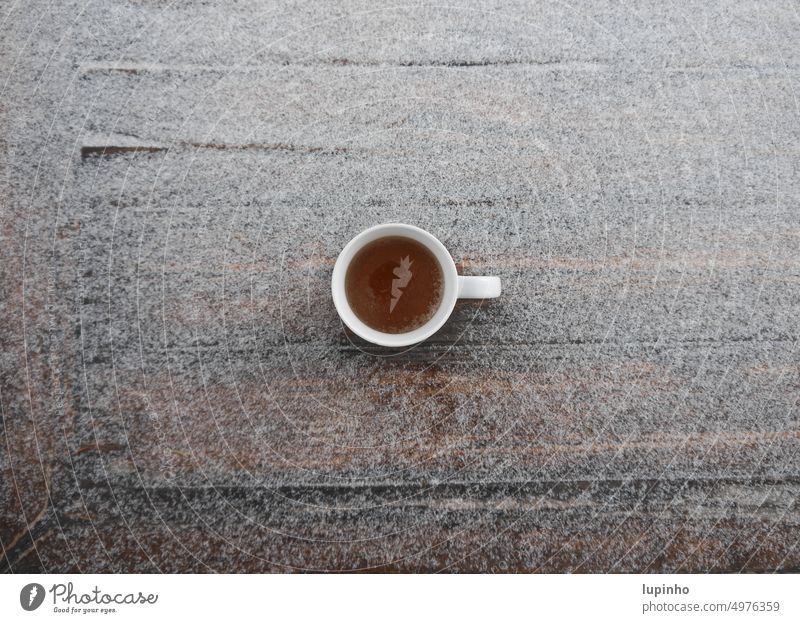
top-left (345, 236), bottom-right (444, 333)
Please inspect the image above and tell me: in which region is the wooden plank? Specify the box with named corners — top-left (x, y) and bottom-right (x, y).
top-left (3, 478), bottom-right (798, 572)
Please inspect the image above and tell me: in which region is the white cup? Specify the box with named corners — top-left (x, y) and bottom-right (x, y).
top-left (331, 223), bottom-right (501, 347)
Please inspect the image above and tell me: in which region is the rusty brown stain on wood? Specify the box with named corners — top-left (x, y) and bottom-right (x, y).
top-left (75, 442), bottom-right (127, 455)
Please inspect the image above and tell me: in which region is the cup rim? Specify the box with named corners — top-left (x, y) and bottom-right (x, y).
top-left (331, 223), bottom-right (459, 347)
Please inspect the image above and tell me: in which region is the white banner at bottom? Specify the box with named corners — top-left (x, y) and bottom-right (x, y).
top-left (1, 573), bottom-right (795, 623)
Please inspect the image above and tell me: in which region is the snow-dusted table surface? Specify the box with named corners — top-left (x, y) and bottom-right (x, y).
top-left (2, 1), bottom-right (799, 572)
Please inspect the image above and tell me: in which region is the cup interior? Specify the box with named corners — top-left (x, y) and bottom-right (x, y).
top-left (331, 224), bottom-right (458, 347)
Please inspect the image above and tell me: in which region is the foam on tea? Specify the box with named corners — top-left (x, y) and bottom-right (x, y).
top-left (345, 236), bottom-right (444, 334)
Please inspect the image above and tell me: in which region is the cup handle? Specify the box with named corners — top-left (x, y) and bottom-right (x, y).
top-left (457, 275), bottom-right (501, 299)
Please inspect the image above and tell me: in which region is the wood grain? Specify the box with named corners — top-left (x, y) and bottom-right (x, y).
top-left (1, 0), bottom-right (798, 572)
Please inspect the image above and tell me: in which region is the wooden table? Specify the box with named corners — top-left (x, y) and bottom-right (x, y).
top-left (1, 1), bottom-right (798, 572)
